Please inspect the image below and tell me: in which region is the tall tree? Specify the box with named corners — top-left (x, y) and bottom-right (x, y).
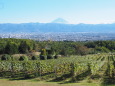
top-left (5, 42), bottom-right (19, 55)
top-left (19, 41), bottom-right (29, 54)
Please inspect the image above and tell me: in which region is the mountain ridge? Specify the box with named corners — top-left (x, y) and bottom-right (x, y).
top-left (0, 23), bottom-right (115, 33)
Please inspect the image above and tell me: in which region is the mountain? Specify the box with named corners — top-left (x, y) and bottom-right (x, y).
top-left (51, 18), bottom-right (68, 24)
top-left (0, 23), bottom-right (115, 33)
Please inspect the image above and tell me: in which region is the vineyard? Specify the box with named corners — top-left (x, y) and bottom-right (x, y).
top-left (0, 53), bottom-right (115, 85)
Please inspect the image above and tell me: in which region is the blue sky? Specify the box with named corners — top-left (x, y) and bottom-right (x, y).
top-left (0, 0), bottom-right (115, 24)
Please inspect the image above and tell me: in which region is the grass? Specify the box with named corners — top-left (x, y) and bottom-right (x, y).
top-left (0, 78), bottom-right (113, 86)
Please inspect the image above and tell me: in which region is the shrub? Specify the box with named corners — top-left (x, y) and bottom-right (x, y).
top-left (1, 54), bottom-right (12, 61)
top-left (19, 56), bottom-right (28, 61)
top-left (31, 56), bottom-right (38, 60)
top-left (54, 55), bottom-right (58, 59)
top-left (40, 55), bottom-right (47, 60)
top-left (75, 45), bottom-right (90, 55)
top-left (47, 55), bottom-right (54, 59)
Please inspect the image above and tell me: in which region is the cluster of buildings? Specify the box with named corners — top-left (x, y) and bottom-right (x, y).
top-left (0, 32), bottom-right (115, 41)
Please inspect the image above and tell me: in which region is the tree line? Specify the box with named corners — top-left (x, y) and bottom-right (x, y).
top-left (0, 38), bottom-right (115, 56)
top-left (0, 38), bottom-right (37, 55)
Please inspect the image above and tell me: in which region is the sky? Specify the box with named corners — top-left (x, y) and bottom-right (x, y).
top-left (0, 0), bottom-right (115, 24)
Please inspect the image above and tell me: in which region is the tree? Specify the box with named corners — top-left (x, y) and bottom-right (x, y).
top-left (40, 49), bottom-right (47, 60)
top-left (33, 43), bottom-right (39, 51)
top-left (95, 47), bottom-right (110, 53)
top-left (19, 41), bottom-right (29, 54)
top-left (85, 42), bottom-right (96, 48)
top-left (0, 43), bottom-right (6, 54)
top-left (75, 45), bottom-right (90, 55)
top-left (5, 42), bottom-right (19, 55)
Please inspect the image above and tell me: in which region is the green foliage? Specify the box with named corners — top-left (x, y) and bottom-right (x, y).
top-left (5, 42), bottom-right (19, 55)
top-left (0, 54), bottom-right (115, 84)
top-left (19, 41), bottom-right (29, 53)
top-left (54, 55), bottom-right (58, 59)
top-left (19, 56), bottom-right (28, 61)
top-left (33, 43), bottom-right (39, 51)
top-left (0, 38), bottom-right (38, 54)
top-left (85, 41), bottom-right (115, 52)
top-left (75, 45), bottom-right (90, 55)
top-left (31, 56), bottom-right (39, 60)
top-left (1, 54), bottom-right (12, 61)
top-left (41, 49), bottom-right (47, 56)
top-left (40, 55), bottom-right (47, 60)
top-left (95, 47), bottom-right (110, 53)
top-left (0, 43), bottom-right (6, 54)
top-left (0, 38), bottom-right (115, 56)
top-left (47, 55), bottom-right (54, 59)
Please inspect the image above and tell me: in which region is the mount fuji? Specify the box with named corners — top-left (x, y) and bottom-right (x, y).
top-left (51, 18), bottom-right (69, 24)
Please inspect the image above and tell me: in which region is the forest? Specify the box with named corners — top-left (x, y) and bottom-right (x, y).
top-left (0, 38), bottom-right (115, 56)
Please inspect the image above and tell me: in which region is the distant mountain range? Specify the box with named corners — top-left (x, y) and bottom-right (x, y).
top-left (0, 22), bottom-right (115, 33)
